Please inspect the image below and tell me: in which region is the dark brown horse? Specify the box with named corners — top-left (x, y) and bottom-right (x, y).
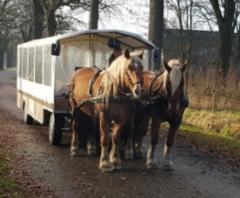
top-left (130, 59), bottom-right (187, 170)
top-left (70, 49), bottom-right (143, 172)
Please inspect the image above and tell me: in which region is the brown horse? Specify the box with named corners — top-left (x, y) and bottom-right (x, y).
top-left (130, 59), bottom-right (187, 170)
top-left (70, 49), bottom-right (143, 172)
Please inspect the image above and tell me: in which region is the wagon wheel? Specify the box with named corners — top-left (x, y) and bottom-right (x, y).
top-left (49, 114), bottom-right (63, 146)
top-left (23, 108), bottom-right (33, 125)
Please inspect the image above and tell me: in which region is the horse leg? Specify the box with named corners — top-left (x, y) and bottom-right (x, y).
top-left (98, 112), bottom-right (112, 172)
top-left (163, 120), bottom-right (181, 171)
top-left (124, 119), bottom-right (134, 160)
top-left (87, 117), bottom-right (97, 156)
top-left (146, 117), bottom-right (160, 169)
top-left (70, 116), bottom-right (80, 156)
top-left (110, 123), bottom-right (122, 169)
top-left (133, 115), bottom-right (149, 158)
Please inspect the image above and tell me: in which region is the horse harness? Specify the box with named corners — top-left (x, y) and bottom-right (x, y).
top-left (149, 72), bottom-right (164, 96)
top-left (74, 68), bottom-right (139, 109)
top-left (148, 72), bottom-right (168, 107)
top-left (87, 69), bottom-right (102, 97)
top-left (72, 68), bottom-right (176, 111)
top-left (125, 70), bottom-right (143, 90)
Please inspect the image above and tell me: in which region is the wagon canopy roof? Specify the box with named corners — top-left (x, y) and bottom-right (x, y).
top-left (18, 29), bottom-right (156, 50)
top-left (58, 30), bottom-right (156, 49)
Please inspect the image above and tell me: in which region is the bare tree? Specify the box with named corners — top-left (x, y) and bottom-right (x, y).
top-left (166, 0), bottom-right (194, 60)
top-left (17, 0), bottom-right (33, 41)
top-left (40, 0), bottom-right (62, 36)
top-left (32, 0), bottom-right (44, 39)
top-left (0, 0), bottom-right (16, 68)
top-left (210, 0), bottom-right (236, 80)
top-left (39, 0), bottom-right (112, 36)
top-left (89, 0), bottom-right (99, 29)
top-left (231, 1), bottom-right (240, 67)
top-left (148, 0), bottom-right (164, 71)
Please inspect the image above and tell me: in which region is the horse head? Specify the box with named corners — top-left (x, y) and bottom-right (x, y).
top-left (163, 59), bottom-right (187, 111)
top-left (106, 49), bottom-right (144, 98)
top-left (123, 49), bottom-right (144, 97)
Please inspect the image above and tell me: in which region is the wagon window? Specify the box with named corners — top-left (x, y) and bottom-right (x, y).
top-left (35, 46), bottom-right (43, 84)
top-left (28, 47), bottom-right (34, 81)
top-left (22, 47), bottom-right (28, 79)
top-left (43, 45), bottom-right (52, 86)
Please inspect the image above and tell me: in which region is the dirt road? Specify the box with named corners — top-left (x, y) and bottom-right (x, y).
top-left (0, 69), bottom-right (240, 198)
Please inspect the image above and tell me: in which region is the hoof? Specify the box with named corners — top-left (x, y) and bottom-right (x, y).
top-left (112, 163), bottom-right (122, 170)
top-left (70, 147), bottom-right (79, 156)
top-left (134, 144), bottom-right (145, 159)
top-left (146, 159), bottom-right (158, 169)
top-left (134, 148), bottom-right (144, 159)
top-left (87, 144), bottom-right (96, 156)
top-left (163, 161), bottom-right (174, 171)
top-left (125, 149), bottom-right (133, 160)
top-left (99, 161), bottom-right (113, 172)
top-left (110, 158), bottom-right (122, 170)
top-left (70, 150), bottom-right (78, 156)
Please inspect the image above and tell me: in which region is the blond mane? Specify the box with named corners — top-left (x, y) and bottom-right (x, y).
top-left (100, 54), bottom-right (129, 99)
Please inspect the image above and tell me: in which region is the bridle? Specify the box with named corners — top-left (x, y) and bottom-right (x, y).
top-left (125, 70), bottom-right (143, 89)
top-left (149, 72), bottom-right (163, 96)
top-left (166, 74), bottom-right (185, 112)
top-left (148, 71), bottom-right (184, 112)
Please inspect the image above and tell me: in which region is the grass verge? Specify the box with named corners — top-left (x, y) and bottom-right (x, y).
top-left (183, 108), bottom-right (240, 139)
top-left (0, 150), bottom-right (24, 198)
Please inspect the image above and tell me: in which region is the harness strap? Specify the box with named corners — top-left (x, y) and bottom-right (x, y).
top-left (87, 69), bottom-right (102, 97)
top-left (149, 72), bottom-right (163, 96)
top-left (74, 94), bottom-right (168, 112)
top-left (75, 95), bottom-right (139, 109)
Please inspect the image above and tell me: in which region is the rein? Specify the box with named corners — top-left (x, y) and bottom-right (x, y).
top-left (88, 69), bottom-right (102, 97)
top-left (75, 94), bottom-right (138, 109)
top-left (74, 92), bottom-right (167, 111)
top-left (73, 68), bottom-right (140, 111)
top-left (149, 72), bottom-right (163, 96)
top-left (126, 71), bottom-right (142, 87)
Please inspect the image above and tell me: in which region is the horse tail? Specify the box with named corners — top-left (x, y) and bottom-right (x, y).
top-left (69, 72), bottom-right (77, 113)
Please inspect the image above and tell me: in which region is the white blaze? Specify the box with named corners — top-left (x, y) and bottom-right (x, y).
top-left (170, 68), bottom-right (182, 97)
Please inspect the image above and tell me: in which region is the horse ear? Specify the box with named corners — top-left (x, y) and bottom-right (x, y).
top-left (181, 60), bottom-right (187, 72)
top-left (124, 49), bottom-right (130, 59)
top-left (164, 61), bottom-right (171, 72)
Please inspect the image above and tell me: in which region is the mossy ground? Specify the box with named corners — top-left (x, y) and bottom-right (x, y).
top-left (178, 123), bottom-right (240, 167)
top-left (0, 150), bottom-right (24, 198)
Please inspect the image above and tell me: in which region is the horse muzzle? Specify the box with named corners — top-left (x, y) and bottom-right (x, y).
top-left (132, 84), bottom-right (142, 98)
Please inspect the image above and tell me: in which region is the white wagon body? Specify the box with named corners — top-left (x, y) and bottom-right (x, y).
top-left (16, 29), bottom-right (156, 144)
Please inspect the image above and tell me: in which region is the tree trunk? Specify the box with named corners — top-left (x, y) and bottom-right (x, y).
top-left (46, 10), bottom-right (57, 36)
top-left (89, 0), bottom-right (99, 29)
top-left (0, 49), bottom-right (3, 70)
top-left (232, 26), bottom-right (240, 70)
top-left (148, 0), bottom-right (164, 71)
top-left (176, 0), bottom-right (185, 60)
top-left (0, 39), bottom-right (6, 69)
top-left (32, 0), bottom-right (44, 39)
top-left (219, 25), bottom-right (232, 79)
top-left (210, 0), bottom-right (235, 81)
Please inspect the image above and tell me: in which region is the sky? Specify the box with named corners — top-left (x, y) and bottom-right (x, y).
top-left (63, 0), bottom-right (218, 38)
